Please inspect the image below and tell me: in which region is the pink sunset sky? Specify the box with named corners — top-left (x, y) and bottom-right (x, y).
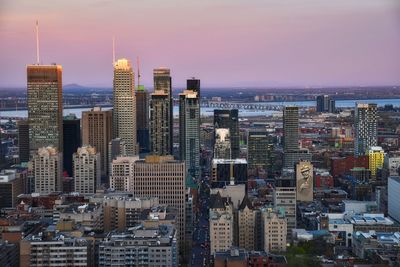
top-left (0, 0), bottom-right (399, 88)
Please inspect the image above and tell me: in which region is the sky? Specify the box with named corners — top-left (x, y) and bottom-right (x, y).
top-left (0, 0), bottom-right (399, 88)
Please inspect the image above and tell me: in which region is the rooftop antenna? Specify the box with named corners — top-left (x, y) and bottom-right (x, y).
top-left (112, 36), bottom-right (115, 66)
top-left (137, 56), bottom-right (141, 87)
top-left (35, 20), bottom-right (40, 64)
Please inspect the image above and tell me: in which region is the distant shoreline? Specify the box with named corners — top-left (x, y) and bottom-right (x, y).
top-left (1, 97), bottom-right (400, 112)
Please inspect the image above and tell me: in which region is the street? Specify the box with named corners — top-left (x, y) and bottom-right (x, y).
top-left (191, 152), bottom-right (211, 267)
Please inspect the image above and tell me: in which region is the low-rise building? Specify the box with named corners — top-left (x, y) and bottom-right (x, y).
top-left (20, 231), bottom-right (89, 267)
top-left (98, 225), bottom-right (177, 267)
top-left (352, 231), bottom-right (400, 266)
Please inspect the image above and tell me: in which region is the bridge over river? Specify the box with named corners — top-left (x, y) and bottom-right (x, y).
top-left (0, 101), bottom-right (287, 120)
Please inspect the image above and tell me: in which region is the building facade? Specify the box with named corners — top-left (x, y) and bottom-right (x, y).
top-left (63, 114), bottom-right (81, 177)
top-left (262, 208), bottom-right (287, 253)
top-left (247, 131), bottom-right (273, 171)
top-left (214, 109), bottom-right (240, 159)
top-left (110, 155), bottom-right (186, 243)
top-left (82, 107), bottom-right (113, 177)
top-left (388, 176), bottom-right (400, 223)
top-left (73, 145), bottom-right (101, 194)
top-left (355, 103), bottom-right (377, 156)
top-left (210, 193), bottom-right (234, 255)
top-left (179, 89), bottom-right (200, 179)
top-left (136, 85), bottom-right (150, 152)
top-left (274, 187), bottom-right (296, 240)
top-left (32, 146), bottom-right (62, 193)
top-left (214, 128), bottom-right (231, 159)
top-left (150, 68), bottom-right (173, 155)
top-left (98, 225), bottom-right (178, 267)
top-left (368, 146), bottom-right (385, 177)
top-left (211, 159), bottom-right (248, 187)
top-left (283, 106), bottom-right (299, 151)
top-left (20, 233), bottom-right (89, 267)
top-left (150, 91), bottom-right (172, 155)
top-left (113, 58), bottom-right (138, 156)
top-left (27, 64), bottom-right (63, 154)
top-left (0, 169), bottom-right (23, 209)
top-left (17, 119), bottom-right (30, 163)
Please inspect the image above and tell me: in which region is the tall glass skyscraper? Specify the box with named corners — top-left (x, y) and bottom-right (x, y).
top-left (283, 106), bottom-right (299, 151)
top-left (179, 89), bottom-right (200, 179)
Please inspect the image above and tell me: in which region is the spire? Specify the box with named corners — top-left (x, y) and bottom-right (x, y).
top-left (137, 56), bottom-right (141, 87)
top-left (35, 20), bottom-right (40, 64)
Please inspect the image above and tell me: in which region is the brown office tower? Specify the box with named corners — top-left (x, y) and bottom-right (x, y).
top-left (82, 107), bottom-right (113, 177)
top-left (27, 64), bottom-right (63, 154)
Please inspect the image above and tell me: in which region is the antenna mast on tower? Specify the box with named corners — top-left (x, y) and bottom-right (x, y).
top-left (137, 56), bottom-right (141, 87)
top-left (35, 20), bottom-right (40, 64)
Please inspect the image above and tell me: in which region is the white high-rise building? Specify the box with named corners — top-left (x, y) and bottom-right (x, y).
top-left (32, 146), bottom-right (62, 193)
top-left (73, 145), bottom-right (101, 194)
top-left (113, 58), bottom-right (138, 156)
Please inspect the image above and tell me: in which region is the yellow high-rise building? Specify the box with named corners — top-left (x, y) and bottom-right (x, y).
top-left (368, 146), bottom-right (385, 177)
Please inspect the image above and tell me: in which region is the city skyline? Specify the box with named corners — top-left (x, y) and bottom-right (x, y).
top-left (1, 0), bottom-right (400, 88)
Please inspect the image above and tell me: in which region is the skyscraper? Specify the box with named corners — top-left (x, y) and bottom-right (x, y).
top-left (355, 103), bottom-right (377, 156)
top-left (73, 145), bottom-right (101, 194)
top-left (214, 109), bottom-right (239, 159)
top-left (32, 146), bottom-right (62, 194)
top-left (63, 114), bottom-right (81, 177)
top-left (82, 107), bottom-right (113, 177)
top-left (113, 58), bottom-right (138, 156)
top-left (150, 91), bottom-right (172, 156)
top-left (150, 68), bottom-right (173, 155)
top-left (316, 95), bottom-right (335, 113)
top-left (247, 131), bottom-right (273, 171)
top-left (27, 64), bottom-right (63, 154)
top-left (179, 89), bottom-right (200, 179)
top-left (283, 106), bottom-right (299, 151)
top-left (136, 85), bottom-right (150, 153)
top-left (154, 68), bottom-right (173, 142)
